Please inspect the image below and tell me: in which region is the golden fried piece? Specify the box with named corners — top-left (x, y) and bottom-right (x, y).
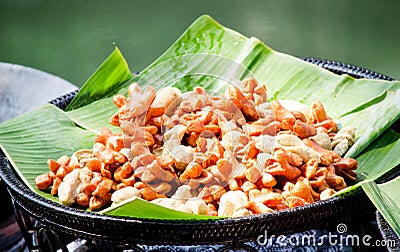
top-left (332, 158), bottom-right (358, 181)
top-left (35, 172), bottom-right (53, 190)
top-left (266, 148), bottom-right (301, 180)
top-left (225, 84), bottom-right (259, 121)
top-left (293, 120), bottom-right (317, 138)
top-left (303, 138), bottom-right (340, 165)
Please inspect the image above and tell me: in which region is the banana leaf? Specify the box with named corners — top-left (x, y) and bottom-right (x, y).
top-left (101, 197), bottom-right (223, 220)
top-left (0, 104), bottom-right (95, 200)
top-left (335, 128), bottom-right (400, 197)
top-left (0, 15), bottom-right (400, 220)
top-left (361, 177), bottom-right (400, 237)
top-left (66, 47), bottom-right (133, 111)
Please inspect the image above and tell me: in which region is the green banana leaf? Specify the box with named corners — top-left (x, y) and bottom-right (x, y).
top-left (66, 47), bottom-right (133, 111)
top-left (361, 177), bottom-right (400, 237)
top-left (0, 104), bottom-right (95, 200)
top-left (0, 15), bottom-right (400, 220)
top-left (102, 197), bottom-right (223, 220)
top-left (335, 128), bottom-right (400, 197)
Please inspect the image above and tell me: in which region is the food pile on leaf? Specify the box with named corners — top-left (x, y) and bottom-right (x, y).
top-left (35, 78), bottom-right (358, 217)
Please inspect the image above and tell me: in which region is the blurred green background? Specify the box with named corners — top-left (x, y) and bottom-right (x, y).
top-left (1, 0), bottom-right (399, 87)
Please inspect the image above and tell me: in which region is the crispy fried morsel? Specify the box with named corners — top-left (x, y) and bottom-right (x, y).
top-left (178, 87), bottom-right (210, 114)
top-left (245, 164), bottom-right (262, 184)
top-left (261, 172), bottom-right (277, 187)
top-left (149, 182), bottom-right (172, 195)
top-left (325, 164), bottom-right (347, 190)
top-left (292, 111), bottom-right (307, 123)
top-left (51, 177), bottom-right (62, 196)
top-left (100, 164), bottom-right (112, 179)
top-left (139, 185), bottom-right (166, 201)
top-left (97, 148), bottom-right (114, 165)
top-left (140, 170), bottom-right (157, 184)
top-left (246, 201), bottom-right (273, 214)
top-left (47, 159), bottom-right (61, 173)
top-left (243, 141), bottom-right (259, 160)
top-left (270, 100), bottom-right (296, 122)
top-left (275, 134), bottom-right (320, 162)
top-left (262, 121), bottom-right (282, 136)
top-left (314, 118), bottom-right (338, 133)
top-left (218, 190), bottom-right (251, 217)
top-left (48, 171), bottom-right (56, 180)
top-left (266, 148), bottom-right (301, 180)
top-left (56, 166), bottom-right (67, 179)
top-left (92, 178), bottom-right (114, 197)
top-left (85, 159), bottom-right (102, 173)
top-left (92, 142), bottom-right (106, 158)
top-left (180, 162), bottom-right (203, 179)
top-left (311, 101), bottom-right (327, 123)
top-left (35, 173), bottom-right (53, 190)
top-left (309, 167), bottom-right (328, 189)
top-left (207, 203), bottom-right (218, 216)
top-left (89, 196), bottom-right (105, 210)
top-left (57, 155), bottom-right (71, 167)
top-left (281, 148), bottom-right (303, 167)
top-left (114, 162), bottom-right (133, 182)
top-left (285, 195), bottom-right (306, 208)
top-left (276, 204), bottom-right (289, 210)
top-left (241, 181), bottom-right (258, 194)
top-left (81, 179), bottom-right (99, 195)
top-left (209, 185), bottom-right (226, 201)
top-left (284, 179), bottom-right (314, 203)
top-left (76, 192), bottom-right (90, 207)
top-left (293, 120), bottom-right (317, 138)
top-left (331, 126), bottom-right (356, 156)
top-left (225, 85), bottom-right (259, 121)
top-left (241, 78), bottom-right (267, 105)
top-left (121, 174), bottom-right (136, 187)
top-left (243, 123), bottom-right (262, 137)
top-left (241, 78), bottom-right (258, 99)
top-left (301, 158), bottom-right (318, 179)
top-left (310, 129), bottom-right (332, 150)
top-left (198, 187), bottom-right (214, 204)
top-left (111, 186), bottom-right (141, 204)
top-left (119, 83), bottom-right (156, 122)
top-left (110, 112), bottom-right (120, 126)
top-left (228, 178), bottom-right (242, 191)
top-left (148, 160), bottom-right (177, 182)
top-left (144, 125), bottom-right (158, 136)
top-left (149, 117), bottom-right (163, 129)
top-left (320, 188), bottom-right (335, 200)
top-left (332, 158), bottom-right (358, 181)
top-left (261, 192), bottom-right (284, 207)
top-left (144, 131), bottom-right (155, 147)
top-left (147, 87), bottom-right (181, 118)
top-left (113, 151), bottom-right (128, 164)
top-left (203, 124), bottom-right (221, 135)
top-left (158, 155), bottom-right (175, 169)
top-left (113, 94), bottom-right (128, 108)
top-left (187, 132), bottom-right (200, 147)
top-left (248, 189), bottom-right (262, 202)
top-left (282, 116), bottom-right (295, 131)
top-left (303, 138), bottom-right (340, 165)
top-left (209, 159), bottom-right (232, 181)
top-left (94, 127), bottom-right (113, 146)
top-left (107, 135), bottom-right (124, 152)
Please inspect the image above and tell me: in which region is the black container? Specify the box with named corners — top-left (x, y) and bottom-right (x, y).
top-left (0, 58), bottom-right (398, 251)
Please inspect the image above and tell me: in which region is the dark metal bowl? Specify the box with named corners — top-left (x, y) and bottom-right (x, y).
top-left (0, 58), bottom-right (398, 251)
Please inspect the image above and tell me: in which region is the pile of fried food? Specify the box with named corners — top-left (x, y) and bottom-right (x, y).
top-left (35, 78), bottom-right (358, 217)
